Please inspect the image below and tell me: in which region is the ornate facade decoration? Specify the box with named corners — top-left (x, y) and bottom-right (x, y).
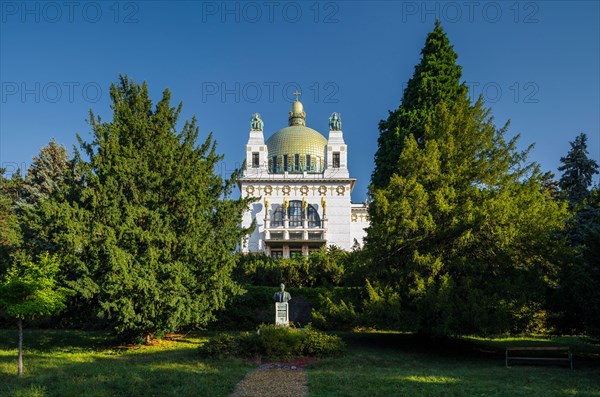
top-left (239, 96), bottom-right (369, 258)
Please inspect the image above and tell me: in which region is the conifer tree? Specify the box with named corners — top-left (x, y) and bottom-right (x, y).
top-left (72, 76), bottom-right (253, 341)
top-left (371, 20), bottom-right (467, 189)
top-left (552, 134), bottom-right (600, 336)
top-left (558, 133), bottom-right (598, 205)
top-left (366, 23), bottom-right (569, 335)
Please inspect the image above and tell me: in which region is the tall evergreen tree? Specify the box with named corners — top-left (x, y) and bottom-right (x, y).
top-left (558, 133), bottom-right (599, 205)
top-left (72, 76), bottom-right (253, 341)
top-left (366, 23), bottom-right (569, 336)
top-left (22, 139), bottom-right (72, 202)
top-left (551, 134), bottom-right (600, 337)
top-left (371, 20), bottom-right (467, 190)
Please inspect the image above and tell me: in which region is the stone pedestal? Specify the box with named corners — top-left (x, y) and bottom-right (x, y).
top-left (275, 302), bottom-right (289, 326)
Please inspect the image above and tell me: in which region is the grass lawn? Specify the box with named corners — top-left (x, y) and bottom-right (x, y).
top-left (0, 329), bottom-right (254, 397)
top-left (306, 332), bottom-right (600, 397)
top-left (1, 329), bottom-right (599, 397)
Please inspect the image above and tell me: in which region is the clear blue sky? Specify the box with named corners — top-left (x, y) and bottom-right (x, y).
top-left (1, 1), bottom-right (599, 201)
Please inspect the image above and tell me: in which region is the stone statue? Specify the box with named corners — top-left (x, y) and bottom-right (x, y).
top-left (250, 113), bottom-right (264, 131)
top-left (273, 283), bottom-right (291, 303)
top-left (329, 112), bottom-right (342, 131)
top-left (321, 197), bottom-right (327, 217)
top-left (302, 197), bottom-right (308, 214)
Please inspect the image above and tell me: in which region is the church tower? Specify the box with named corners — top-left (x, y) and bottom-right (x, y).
top-left (239, 95), bottom-right (369, 257)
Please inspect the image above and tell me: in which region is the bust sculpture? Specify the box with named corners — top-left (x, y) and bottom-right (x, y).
top-left (273, 283), bottom-right (291, 303)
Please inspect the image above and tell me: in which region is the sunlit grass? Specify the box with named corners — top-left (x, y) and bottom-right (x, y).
top-left (398, 375), bottom-right (460, 384)
top-left (0, 329), bottom-right (254, 397)
top-left (2, 329), bottom-right (599, 397)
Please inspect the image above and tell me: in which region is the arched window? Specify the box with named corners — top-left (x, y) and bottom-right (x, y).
top-left (306, 204), bottom-right (321, 227)
top-left (269, 200), bottom-right (321, 228)
top-left (272, 206), bottom-right (284, 227)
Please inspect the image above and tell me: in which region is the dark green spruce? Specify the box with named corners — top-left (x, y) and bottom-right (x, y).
top-left (558, 133), bottom-right (598, 206)
top-left (71, 76), bottom-right (254, 342)
top-left (366, 22), bottom-right (570, 336)
top-left (371, 19), bottom-right (467, 190)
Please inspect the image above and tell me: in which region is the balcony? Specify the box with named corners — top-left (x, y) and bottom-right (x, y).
top-left (264, 227), bottom-right (326, 243)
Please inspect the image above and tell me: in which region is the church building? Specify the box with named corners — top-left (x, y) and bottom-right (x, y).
top-left (239, 94), bottom-right (369, 258)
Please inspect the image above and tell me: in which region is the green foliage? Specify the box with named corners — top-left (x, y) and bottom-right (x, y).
top-left (7, 76), bottom-right (254, 341)
top-left (211, 285), bottom-right (363, 331)
top-left (558, 133), bottom-right (599, 205)
top-left (70, 76), bottom-right (254, 341)
top-left (196, 333), bottom-right (242, 357)
top-left (0, 169), bottom-right (23, 273)
top-left (311, 295), bottom-right (358, 331)
top-left (359, 280), bottom-right (406, 330)
top-left (371, 19), bottom-right (467, 189)
top-left (302, 325), bottom-right (346, 356)
top-left (257, 325), bottom-right (307, 358)
top-left (549, 134), bottom-right (599, 337)
top-left (234, 246), bottom-right (349, 287)
top-left (551, 185), bottom-right (600, 338)
top-left (366, 22), bottom-right (570, 336)
top-left (198, 325), bottom-right (345, 359)
top-left (0, 253), bottom-right (71, 320)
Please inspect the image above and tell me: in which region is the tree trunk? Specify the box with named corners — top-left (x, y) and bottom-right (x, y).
top-left (18, 318), bottom-right (23, 377)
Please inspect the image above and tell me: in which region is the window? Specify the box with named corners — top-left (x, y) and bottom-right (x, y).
top-left (332, 152), bottom-right (340, 168)
top-left (306, 204), bottom-right (321, 227)
top-left (283, 154), bottom-right (288, 172)
top-left (271, 250), bottom-right (283, 259)
top-left (270, 232), bottom-right (284, 240)
top-left (306, 154), bottom-right (311, 171)
top-left (288, 200), bottom-right (303, 227)
top-left (272, 155), bottom-right (278, 172)
top-left (271, 207), bottom-right (284, 227)
top-left (289, 232), bottom-right (303, 240)
top-left (271, 201), bottom-right (321, 228)
top-left (294, 154), bottom-right (300, 172)
top-left (252, 152), bottom-right (260, 168)
top-left (290, 250), bottom-right (303, 259)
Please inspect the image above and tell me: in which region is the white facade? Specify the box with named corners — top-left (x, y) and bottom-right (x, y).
top-left (239, 98), bottom-right (369, 258)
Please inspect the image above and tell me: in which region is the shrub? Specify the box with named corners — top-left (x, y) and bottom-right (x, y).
top-left (198, 325), bottom-right (345, 359)
top-left (311, 296), bottom-right (358, 331)
top-left (303, 325), bottom-right (346, 356)
top-left (198, 333), bottom-right (242, 357)
top-left (258, 325), bottom-right (307, 358)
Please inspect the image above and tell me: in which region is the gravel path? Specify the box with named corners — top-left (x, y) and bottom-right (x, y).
top-left (229, 363), bottom-right (309, 397)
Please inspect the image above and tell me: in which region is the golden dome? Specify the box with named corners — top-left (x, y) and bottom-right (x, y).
top-left (266, 125), bottom-right (327, 173)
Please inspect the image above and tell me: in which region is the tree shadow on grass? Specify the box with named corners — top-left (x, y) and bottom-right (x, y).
top-left (306, 332), bottom-right (600, 397)
top-left (339, 332), bottom-right (600, 368)
top-left (0, 328), bottom-right (115, 352)
top-left (0, 344), bottom-right (254, 397)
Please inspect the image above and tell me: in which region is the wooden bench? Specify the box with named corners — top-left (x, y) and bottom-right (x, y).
top-left (505, 347), bottom-right (573, 369)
